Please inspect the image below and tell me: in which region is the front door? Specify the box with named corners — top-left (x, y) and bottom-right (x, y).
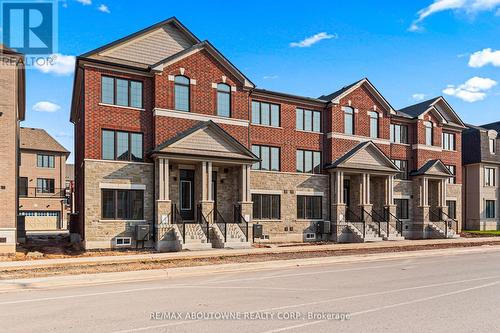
top-left (211, 171), bottom-right (218, 221)
top-left (179, 169), bottom-right (195, 220)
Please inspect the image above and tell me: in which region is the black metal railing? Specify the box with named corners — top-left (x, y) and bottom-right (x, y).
top-left (172, 203), bottom-right (186, 243)
top-left (429, 209), bottom-right (449, 237)
top-left (440, 208), bottom-right (458, 234)
top-left (362, 208), bottom-right (382, 237)
top-left (196, 204), bottom-right (210, 242)
top-left (214, 208), bottom-right (227, 242)
top-left (383, 207), bottom-right (403, 235)
top-left (345, 207), bottom-right (362, 222)
top-left (19, 187), bottom-right (67, 199)
top-left (233, 205), bottom-right (249, 242)
top-left (371, 209), bottom-right (390, 237)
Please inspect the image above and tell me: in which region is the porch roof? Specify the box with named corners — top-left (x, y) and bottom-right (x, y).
top-left (151, 120), bottom-right (259, 163)
top-left (410, 159), bottom-right (453, 178)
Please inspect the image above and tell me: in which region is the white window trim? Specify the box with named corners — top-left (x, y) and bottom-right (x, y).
top-left (305, 233), bottom-right (316, 240)
top-left (115, 237), bottom-right (132, 246)
top-left (99, 183), bottom-right (146, 190)
top-left (295, 191), bottom-right (324, 196)
top-left (250, 189), bottom-right (282, 195)
top-left (98, 103), bottom-right (145, 112)
top-left (153, 108), bottom-right (249, 127)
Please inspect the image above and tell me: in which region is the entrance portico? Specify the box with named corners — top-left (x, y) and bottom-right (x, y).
top-left (151, 121), bottom-right (257, 251)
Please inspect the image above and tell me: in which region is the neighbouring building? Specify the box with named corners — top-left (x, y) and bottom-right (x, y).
top-left (462, 122), bottom-right (500, 230)
top-left (70, 17), bottom-right (465, 250)
top-left (0, 45), bottom-right (25, 254)
top-left (18, 128), bottom-right (70, 231)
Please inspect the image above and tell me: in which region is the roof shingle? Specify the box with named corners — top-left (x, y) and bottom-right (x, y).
top-left (20, 127), bottom-right (69, 154)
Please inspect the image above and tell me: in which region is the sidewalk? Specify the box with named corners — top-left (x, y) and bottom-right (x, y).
top-left (2, 237), bottom-right (499, 271)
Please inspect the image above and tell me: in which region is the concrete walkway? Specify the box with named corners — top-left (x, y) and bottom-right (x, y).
top-left (1, 237), bottom-right (498, 270)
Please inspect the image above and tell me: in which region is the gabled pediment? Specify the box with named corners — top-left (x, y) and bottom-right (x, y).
top-left (325, 141), bottom-right (399, 173)
top-left (153, 121), bottom-right (258, 161)
top-left (410, 159), bottom-right (452, 177)
top-left (81, 17), bottom-right (200, 66)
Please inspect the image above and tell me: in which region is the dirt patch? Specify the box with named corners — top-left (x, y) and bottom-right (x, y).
top-left (460, 232), bottom-right (500, 238)
top-left (2, 240), bottom-right (500, 280)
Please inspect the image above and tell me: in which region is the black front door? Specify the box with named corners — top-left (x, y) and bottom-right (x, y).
top-left (180, 170), bottom-right (195, 220)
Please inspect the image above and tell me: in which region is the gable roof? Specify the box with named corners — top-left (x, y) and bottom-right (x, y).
top-left (80, 17), bottom-right (200, 62)
top-left (318, 78), bottom-right (395, 113)
top-left (398, 96), bottom-right (465, 128)
top-left (480, 121), bottom-right (500, 133)
top-left (325, 141), bottom-right (400, 173)
top-left (152, 121), bottom-right (258, 162)
top-left (410, 159), bottom-right (452, 177)
top-left (20, 127), bottom-right (69, 154)
top-left (150, 40), bottom-right (255, 88)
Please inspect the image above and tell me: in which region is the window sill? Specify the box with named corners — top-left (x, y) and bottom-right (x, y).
top-left (251, 123), bottom-right (282, 129)
top-left (253, 219), bottom-right (282, 222)
top-left (296, 129), bottom-right (323, 135)
top-left (99, 103), bottom-right (145, 111)
top-left (99, 219), bottom-right (147, 223)
top-left (390, 142), bottom-right (411, 147)
top-left (296, 219), bottom-right (324, 222)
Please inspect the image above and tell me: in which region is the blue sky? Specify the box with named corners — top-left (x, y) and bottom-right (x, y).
top-left (11, 0), bottom-right (500, 163)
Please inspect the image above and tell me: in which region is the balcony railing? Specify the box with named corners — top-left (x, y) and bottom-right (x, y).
top-left (19, 187), bottom-right (67, 199)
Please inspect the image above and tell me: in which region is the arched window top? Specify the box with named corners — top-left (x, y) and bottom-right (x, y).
top-left (217, 83), bottom-right (230, 92)
top-left (174, 75), bottom-right (189, 85)
top-left (424, 121), bottom-right (433, 127)
top-left (342, 106), bottom-right (354, 114)
top-left (368, 111), bottom-right (378, 118)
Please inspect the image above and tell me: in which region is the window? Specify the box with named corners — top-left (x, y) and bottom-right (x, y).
top-left (296, 150), bottom-right (321, 174)
top-left (392, 160), bottom-right (408, 180)
top-left (37, 178), bottom-right (54, 193)
top-left (442, 132), bottom-right (456, 151)
top-left (446, 200), bottom-right (456, 220)
top-left (19, 177), bottom-right (28, 197)
top-left (252, 194), bottom-right (280, 220)
top-left (305, 233), bottom-right (316, 240)
top-left (445, 165), bottom-right (456, 184)
top-left (390, 124), bottom-right (408, 144)
top-left (369, 111), bottom-right (379, 138)
top-left (296, 108), bottom-right (321, 132)
top-left (424, 121), bottom-right (433, 146)
top-left (115, 237), bottom-right (132, 246)
top-left (101, 189), bottom-right (144, 220)
top-left (251, 145), bottom-right (280, 171)
top-left (486, 200), bottom-right (496, 219)
top-left (101, 76), bottom-right (143, 108)
top-left (485, 167), bottom-right (496, 187)
top-left (174, 75), bottom-right (190, 112)
top-left (297, 195), bottom-right (322, 219)
top-left (394, 199), bottom-right (409, 219)
top-left (343, 106), bottom-right (354, 135)
top-left (217, 83), bottom-right (231, 117)
top-left (490, 138), bottom-right (496, 154)
top-left (37, 154), bottom-right (55, 168)
top-left (102, 130), bottom-right (143, 162)
top-left (252, 101), bottom-right (280, 127)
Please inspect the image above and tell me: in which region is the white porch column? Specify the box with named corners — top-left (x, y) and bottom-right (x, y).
top-left (335, 171), bottom-right (344, 204)
top-left (385, 175), bottom-right (394, 206)
top-left (157, 158), bottom-right (169, 201)
top-left (361, 173), bottom-right (370, 205)
top-left (421, 177), bottom-right (429, 206)
top-left (440, 179), bottom-right (447, 207)
top-left (240, 164), bottom-right (251, 202)
top-left (246, 164), bottom-right (251, 202)
top-left (202, 161), bottom-right (208, 201)
top-left (207, 161), bottom-right (213, 201)
top-left (366, 173), bottom-right (371, 205)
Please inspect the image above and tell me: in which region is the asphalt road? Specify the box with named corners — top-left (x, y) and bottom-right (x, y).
top-left (2, 247), bottom-right (500, 333)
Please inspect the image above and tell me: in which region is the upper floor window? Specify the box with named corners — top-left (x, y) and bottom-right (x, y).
top-left (252, 101), bottom-right (280, 127)
top-left (490, 138), bottom-right (496, 154)
top-left (296, 108), bottom-right (321, 132)
top-left (296, 149), bottom-right (321, 174)
top-left (392, 160), bottom-right (408, 180)
top-left (37, 154), bottom-right (55, 168)
top-left (485, 167), bottom-right (496, 187)
top-left (37, 178), bottom-right (54, 193)
top-left (217, 83), bottom-right (231, 117)
top-left (369, 111), bottom-right (379, 138)
top-left (174, 75), bottom-right (190, 112)
top-left (251, 145), bottom-right (280, 171)
top-left (445, 165), bottom-right (456, 184)
top-left (101, 76), bottom-right (143, 109)
top-left (442, 132), bottom-right (456, 151)
top-left (102, 130), bottom-right (143, 162)
top-left (390, 124), bottom-right (408, 144)
top-left (424, 121), bottom-right (433, 146)
top-left (343, 106), bottom-right (354, 135)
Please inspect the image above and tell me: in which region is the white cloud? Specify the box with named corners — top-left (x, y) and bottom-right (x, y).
top-left (412, 93), bottom-right (427, 101)
top-left (290, 32), bottom-right (337, 48)
top-left (442, 76), bottom-right (497, 102)
top-left (77, 0), bottom-right (92, 5)
top-left (410, 0), bottom-right (500, 31)
top-left (468, 48), bottom-right (500, 67)
top-left (32, 101), bottom-right (61, 113)
top-left (263, 75), bottom-right (279, 80)
top-left (98, 4), bottom-right (110, 13)
top-left (34, 53), bottom-right (75, 76)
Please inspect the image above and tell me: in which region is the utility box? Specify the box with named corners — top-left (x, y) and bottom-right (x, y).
top-left (135, 225), bottom-right (150, 241)
top-left (316, 221), bottom-right (331, 234)
top-left (253, 224), bottom-right (263, 239)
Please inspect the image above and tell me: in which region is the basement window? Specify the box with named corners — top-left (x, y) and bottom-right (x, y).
top-left (115, 237), bottom-right (132, 246)
top-left (305, 233), bottom-right (316, 240)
